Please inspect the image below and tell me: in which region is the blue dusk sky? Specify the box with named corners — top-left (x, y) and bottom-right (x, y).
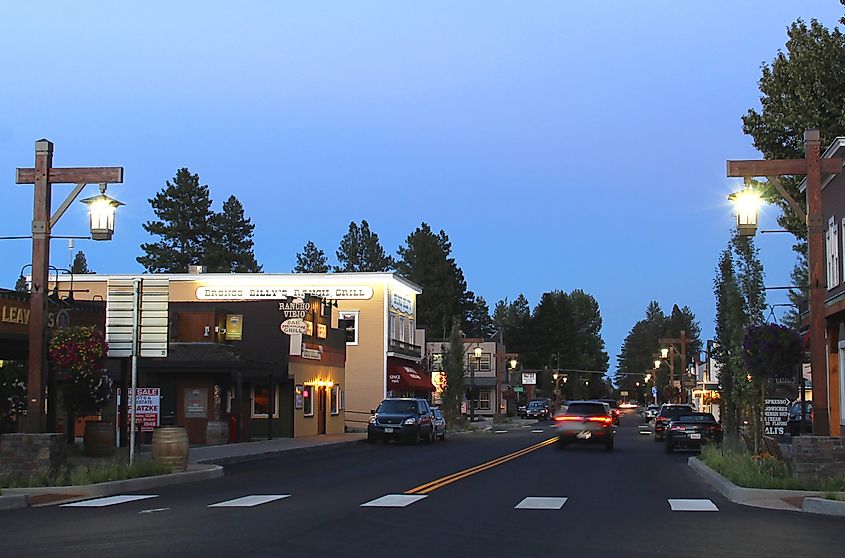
top-left (1, 1), bottom-right (843, 373)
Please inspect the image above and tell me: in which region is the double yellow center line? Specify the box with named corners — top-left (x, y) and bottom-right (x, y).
top-left (405, 437), bottom-right (557, 495)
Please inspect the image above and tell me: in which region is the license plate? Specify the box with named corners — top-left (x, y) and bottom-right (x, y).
top-left (689, 433), bottom-right (701, 440)
top-left (576, 431), bottom-right (592, 440)
top-left (384, 428), bottom-right (394, 433)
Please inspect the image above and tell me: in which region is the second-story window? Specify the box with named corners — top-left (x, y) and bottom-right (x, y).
top-left (828, 216), bottom-right (840, 289)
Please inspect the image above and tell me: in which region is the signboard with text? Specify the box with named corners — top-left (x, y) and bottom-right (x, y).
top-left (124, 387), bottom-right (160, 432)
top-left (764, 397), bottom-right (790, 435)
top-left (522, 373), bottom-right (536, 385)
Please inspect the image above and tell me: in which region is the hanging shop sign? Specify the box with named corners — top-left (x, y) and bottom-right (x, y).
top-left (196, 285), bottom-right (374, 301)
top-left (279, 298), bottom-right (311, 319)
top-left (522, 372), bottom-right (536, 385)
top-left (280, 318), bottom-right (307, 335)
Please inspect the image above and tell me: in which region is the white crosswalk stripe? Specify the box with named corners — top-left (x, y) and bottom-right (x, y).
top-left (515, 497), bottom-right (568, 510)
top-left (531, 429), bottom-right (545, 433)
top-left (209, 495), bottom-right (290, 507)
top-left (360, 494), bottom-right (427, 508)
top-left (61, 495), bottom-right (158, 507)
top-left (668, 499), bottom-right (719, 511)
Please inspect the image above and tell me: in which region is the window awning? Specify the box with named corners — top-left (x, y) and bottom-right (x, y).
top-left (387, 358), bottom-right (435, 392)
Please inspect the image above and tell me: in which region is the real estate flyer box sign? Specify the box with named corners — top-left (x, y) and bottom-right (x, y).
top-left (123, 387), bottom-right (160, 432)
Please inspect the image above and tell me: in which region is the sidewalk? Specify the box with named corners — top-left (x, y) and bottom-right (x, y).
top-left (0, 433), bottom-right (366, 510)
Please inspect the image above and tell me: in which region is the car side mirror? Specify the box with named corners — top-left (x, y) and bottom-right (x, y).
top-left (370, 409), bottom-right (375, 415)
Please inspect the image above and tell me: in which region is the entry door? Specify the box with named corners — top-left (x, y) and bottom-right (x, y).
top-left (317, 387), bottom-right (327, 435)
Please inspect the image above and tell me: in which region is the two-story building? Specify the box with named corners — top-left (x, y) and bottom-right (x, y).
top-left (54, 271), bottom-right (431, 434)
top-left (801, 136), bottom-right (845, 436)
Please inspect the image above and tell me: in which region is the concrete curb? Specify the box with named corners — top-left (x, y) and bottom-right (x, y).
top-left (191, 438), bottom-right (366, 466)
top-left (2, 464), bottom-right (223, 507)
top-left (803, 497), bottom-right (845, 516)
top-left (688, 457), bottom-right (845, 513)
top-left (0, 494), bottom-right (29, 511)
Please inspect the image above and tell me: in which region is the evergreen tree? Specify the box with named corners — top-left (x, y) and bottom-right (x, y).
top-left (441, 320), bottom-right (466, 423)
top-left (396, 223), bottom-right (470, 338)
top-left (464, 295), bottom-right (496, 339)
top-left (70, 251), bottom-right (92, 274)
top-left (616, 301), bottom-right (667, 399)
top-left (205, 195), bottom-right (262, 273)
top-left (138, 168), bottom-right (213, 273)
top-left (335, 220), bottom-right (393, 272)
top-left (293, 241), bottom-right (329, 273)
top-left (15, 275), bottom-right (28, 292)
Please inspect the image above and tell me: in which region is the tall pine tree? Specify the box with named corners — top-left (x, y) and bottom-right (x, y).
top-left (395, 223), bottom-right (470, 338)
top-left (335, 220), bottom-right (393, 272)
top-left (293, 241), bottom-right (329, 273)
top-left (70, 251), bottom-right (92, 274)
top-left (205, 195), bottom-right (262, 273)
top-left (138, 168), bottom-right (213, 273)
top-left (464, 295), bottom-right (496, 339)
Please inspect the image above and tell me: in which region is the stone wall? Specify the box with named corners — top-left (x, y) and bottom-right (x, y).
top-left (792, 436), bottom-right (845, 481)
top-left (0, 434), bottom-right (67, 478)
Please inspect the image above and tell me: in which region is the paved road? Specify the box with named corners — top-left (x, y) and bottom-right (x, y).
top-left (2, 413), bottom-right (844, 557)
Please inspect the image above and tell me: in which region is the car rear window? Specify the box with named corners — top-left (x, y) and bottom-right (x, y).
top-left (600, 400), bottom-right (619, 408)
top-left (676, 414), bottom-right (716, 423)
top-left (659, 406), bottom-right (693, 419)
top-left (565, 403), bottom-right (607, 416)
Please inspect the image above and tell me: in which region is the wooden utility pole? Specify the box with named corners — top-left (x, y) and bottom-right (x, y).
top-left (16, 139), bottom-right (123, 433)
top-left (727, 129), bottom-right (842, 436)
top-left (659, 330), bottom-right (689, 403)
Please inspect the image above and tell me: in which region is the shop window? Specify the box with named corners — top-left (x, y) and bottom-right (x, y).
top-left (303, 385), bottom-right (314, 417)
top-left (340, 311), bottom-right (359, 345)
top-left (331, 385), bottom-right (341, 415)
top-left (251, 385), bottom-right (279, 418)
top-left (478, 390), bottom-right (491, 410)
top-left (465, 352), bottom-right (491, 371)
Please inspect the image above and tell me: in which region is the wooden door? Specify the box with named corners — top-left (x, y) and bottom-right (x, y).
top-left (317, 387), bottom-right (327, 435)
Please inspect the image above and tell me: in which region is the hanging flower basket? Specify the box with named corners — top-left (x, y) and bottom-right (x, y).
top-left (48, 326), bottom-right (113, 417)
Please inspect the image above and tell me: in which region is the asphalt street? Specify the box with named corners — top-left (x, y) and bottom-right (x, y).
top-left (2, 412), bottom-right (844, 558)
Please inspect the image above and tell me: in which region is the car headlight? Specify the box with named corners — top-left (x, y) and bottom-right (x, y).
top-left (369, 416), bottom-right (377, 424)
top-left (403, 417), bottom-right (417, 425)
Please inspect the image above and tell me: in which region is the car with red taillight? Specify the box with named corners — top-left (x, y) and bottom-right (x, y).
top-left (553, 400), bottom-right (615, 451)
top-left (598, 398), bottom-right (621, 426)
top-left (665, 412), bottom-right (722, 452)
top-left (653, 404), bottom-right (693, 441)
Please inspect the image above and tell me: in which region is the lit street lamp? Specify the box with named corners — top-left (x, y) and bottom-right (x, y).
top-left (80, 184), bottom-right (124, 241)
top-left (470, 346), bottom-right (482, 422)
top-left (728, 179), bottom-right (762, 237)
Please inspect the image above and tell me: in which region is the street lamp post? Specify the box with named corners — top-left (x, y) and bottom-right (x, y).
top-left (727, 130), bottom-right (842, 435)
top-left (15, 140), bottom-right (123, 433)
top-left (659, 331), bottom-right (690, 403)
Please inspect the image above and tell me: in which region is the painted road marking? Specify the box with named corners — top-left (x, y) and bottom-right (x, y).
top-left (531, 429), bottom-right (545, 433)
top-left (139, 508), bottom-right (170, 514)
top-left (515, 497), bottom-right (568, 510)
top-left (209, 495), bottom-right (290, 507)
top-left (668, 499), bottom-right (719, 511)
top-left (493, 430), bottom-right (508, 434)
top-left (405, 437), bottom-right (557, 495)
top-left (361, 494), bottom-right (427, 508)
top-left (61, 495), bottom-right (158, 507)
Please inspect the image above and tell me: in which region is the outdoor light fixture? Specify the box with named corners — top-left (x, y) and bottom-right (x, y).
top-left (80, 183), bottom-right (124, 240)
top-left (728, 178), bottom-right (762, 237)
top-left (644, 374), bottom-right (651, 382)
top-left (660, 347), bottom-right (669, 359)
top-left (474, 347), bottom-right (483, 359)
top-left (509, 358), bottom-right (517, 369)
top-left (654, 359), bottom-right (662, 369)
top-left (553, 371), bottom-right (559, 381)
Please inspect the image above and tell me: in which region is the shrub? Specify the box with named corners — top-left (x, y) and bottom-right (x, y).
top-left (0, 460), bottom-right (170, 488)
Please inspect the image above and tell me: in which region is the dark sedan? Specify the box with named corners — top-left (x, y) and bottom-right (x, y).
top-left (665, 412), bottom-right (722, 453)
top-left (554, 400), bottom-right (615, 451)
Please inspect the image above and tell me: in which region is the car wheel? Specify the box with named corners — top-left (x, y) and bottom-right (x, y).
top-left (367, 433), bottom-right (377, 444)
top-left (440, 431), bottom-right (446, 441)
top-left (411, 430), bottom-right (422, 445)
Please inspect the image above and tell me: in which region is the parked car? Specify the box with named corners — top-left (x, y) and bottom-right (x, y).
top-left (665, 412), bottom-right (722, 453)
top-left (431, 407), bottom-right (447, 441)
top-left (525, 399), bottom-right (551, 420)
top-left (553, 400), bottom-right (615, 451)
top-left (598, 398), bottom-right (621, 425)
top-left (787, 401), bottom-right (813, 435)
top-left (367, 398), bottom-right (434, 444)
top-left (653, 404), bottom-right (694, 441)
top-left (645, 404), bottom-right (660, 420)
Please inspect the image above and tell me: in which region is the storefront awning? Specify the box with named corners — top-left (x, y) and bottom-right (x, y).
top-left (387, 359), bottom-right (435, 392)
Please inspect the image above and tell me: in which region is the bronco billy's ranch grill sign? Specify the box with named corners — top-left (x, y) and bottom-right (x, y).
top-left (196, 285), bottom-right (373, 300)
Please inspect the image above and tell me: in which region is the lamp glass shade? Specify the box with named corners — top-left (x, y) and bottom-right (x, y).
top-left (654, 359), bottom-right (662, 369)
top-left (729, 185), bottom-right (761, 236)
top-left (509, 358), bottom-right (517, 369)
top-left (473, 347), bottom-right (483, 358)
top-left (660, 347), bottom-right (669, 359)
top-left (80, 193), bottom-right (123, 241)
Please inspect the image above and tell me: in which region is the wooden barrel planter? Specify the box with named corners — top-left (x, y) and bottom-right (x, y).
top-left (151, 426), bottom-right (189, 472)
top-left (205, 420), bottom-right (228, 446)
top-left (83, 421), bottom-right (115, 456)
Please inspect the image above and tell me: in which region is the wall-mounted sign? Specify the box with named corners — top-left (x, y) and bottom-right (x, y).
top-left (278, 298), bottom-right (310, 319)
top-left (390, 292), bottom-right (414, 315)
top-left (305, 321), bottom-right (313, 336)
top-left (302, 347), bottom-right (322, 360)
top-left (522, 373), bottom-right (536, 385)
top-left (225, 314), bottom-right (243, 340)
top-left (317, 323), bottom-right (327, 339)
top-left (280, 318), bottom-right (307, 335)
top-left (196, 285), bottom-right (374, 301)
top-left (295, 385), bottom-right (304, 409)
top-left (184, 387), bottom-right (208, 418)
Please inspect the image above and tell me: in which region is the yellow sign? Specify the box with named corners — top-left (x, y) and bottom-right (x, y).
top-left (226, 314), bottom-right (243, 341)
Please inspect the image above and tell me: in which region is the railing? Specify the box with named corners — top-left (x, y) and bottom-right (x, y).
top-left (388, 339), bottom-right (422, 359)
top-left (344, 410), bottom-right (372, 433)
